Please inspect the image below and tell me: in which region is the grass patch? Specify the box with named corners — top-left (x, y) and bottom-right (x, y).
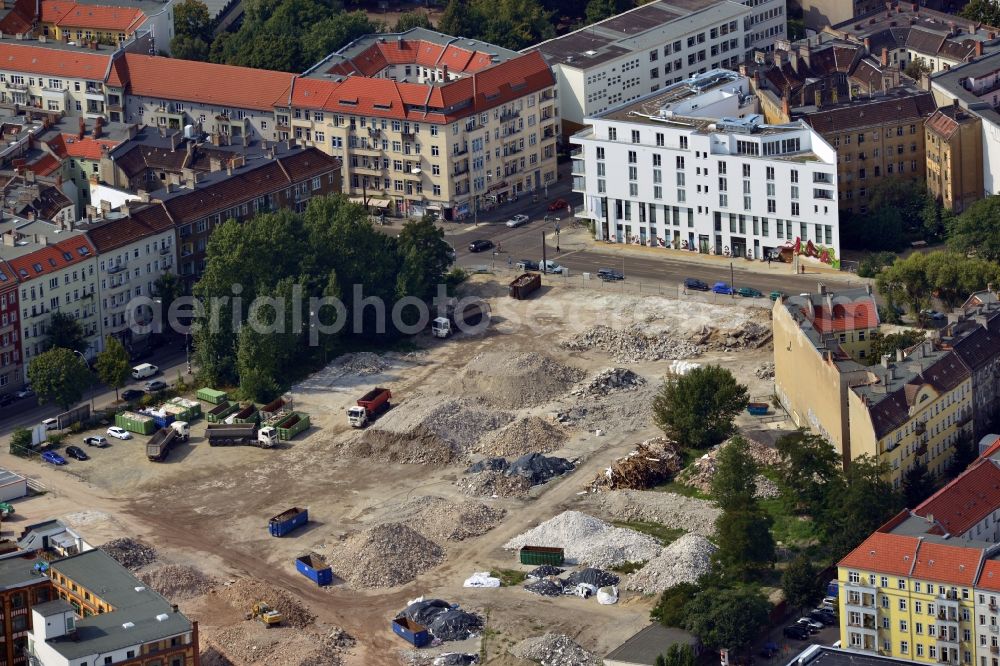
top-left (614, 520), bottom-right (686, 545)
top-left (610, 560), bottom-right (648, 575)
top-left (490, 569), bottom-right (527, 587)
top-left (652, 480), bottom-right (711, 500)
top-left (759, 497), bottom-right (816, 547)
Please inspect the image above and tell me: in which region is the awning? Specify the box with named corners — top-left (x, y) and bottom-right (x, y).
top-left (426, 205), bottom-right (441, 211)
top-left (349, 197), bottom-right (391, 209)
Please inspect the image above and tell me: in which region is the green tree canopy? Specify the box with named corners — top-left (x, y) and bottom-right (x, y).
top-left (95, 337), bottom-right (130, 401)
top-left (868, 330), bottom-right (926, 366)
top-left (651, 582), bottom-right (699, 627)
top-left (394, 11), bottom-right (432, 32)
top-left (652, 365), bottom-right (749, 450)
top-left (711, 437), bottom-right (758, 512)
top-left (661, 644), bottom-right (696, 666)
top-left (822, 455), bottom-right (901, 558)
top-left (586, 0), bottom-right (632, 23)
top-left (10, 427), bottom-right (32, 457)
top-left (436, 0), bottom-right (554, 49)
top-left (28, 347), bottom-right (92, 410)
top-left (960, 0), bottom-right (1000, 28)
top-left (684, 587), bottom-right (770, 653)
top-left (782, 553), bottom-right (819, 612)
top-left (174, 0), bottom-right (213, 41)
top-left (949, 195), bottom-right (1000, 262)
top-left (775, 430), bottom-right (841, 516)
top-left (170, 35), bottom-right (210, 61)
top-left (714, 507), bottom-right (776, 580)
top-left (877, 251), bottom-right (1000, 312)
top-left (46, 312), bottom-right (87, 354)
top-left (902, 460), bottom-right (935, 508)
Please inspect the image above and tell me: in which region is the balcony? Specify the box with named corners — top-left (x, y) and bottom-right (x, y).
top-left (572, 160), bottom-right (585, 176)
top-left (991, 624), bottom-right (999, 633)
top-left (499, 109), bottom-right (520, 122)
top-left (573, 176), bottom-right (586, 193)
top-left (7, 81), bottom-right (26, 92)
top-left (993, 646), bottom-right (999, 655)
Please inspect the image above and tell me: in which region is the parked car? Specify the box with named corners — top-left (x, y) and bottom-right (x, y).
top-left (783, 625), bottom-right (810, 640)
top-left (41, 451), bottom-right (67, 466)
top-left (684, 278), bottom-right (709, 291)
top-left (737, 287), bottom-right (764, 298)
top-left (809, 609), bottom-right (837, 625)
top-left (16, 386), bottom-right (34, 399)
top-left (770, 291), bottom-right (785, 301)
top-left (65, 446), bottom-right (89, 461)
top-left (468, 239), bottom-right (494, 253)
top-left (515, 259), bottom-right (539, 271)
top-left (539, 260), bottom-right (566, 274)
top-left (505, 214), bottom-right (530, 228)
top-left (41, 418), bottom-right (58, 431)
top-left (796, 617), bottom-right (824, 633)
top-left (711, 282), bottom-right (734, 295)
top-left (145, 379), bottom-right (168, 392)
top-left (106, 427), bottom-right (132, 440)
top-left (597, 269), bottom-right (624, 281)
top-left (0, 394), bottom-right (15, 407)
top-left (921, 309), bottom-right (946, 321)
top-left (822, 596), bottom-right (837, 606)
top-left (121, 389), bottom-right (145, 402)
top-left (547, 198), bottom-right (568, 212)
top-left (543, 214), bottom-right (560, 223)
top-left (83, 436), bottom-right (109, 448)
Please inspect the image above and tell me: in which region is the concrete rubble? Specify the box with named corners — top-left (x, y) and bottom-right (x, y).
top-left (504, 510), bottom-right (661, 568)
top-left (625, 534), bottom-right (718, 594)
top-left (563, 324), bottom-right (704, 363)
top-left (325, 523), bottom-right (444, 588)
top-left (675, 437), bottom-right (783, 494)
top-left (510, 633), bottom-right (602, 666)
top-left (755, 361), bottom-right (776, 379)
top-left (139, 564), bottom-right (217, 600)
top-left (477, 416), bottom-right (568, 457)
top-left (574, 367), bottom-right (648, 397)
top-left (100, 537), bottom-right (157, 571)
top-left (584, 489), bottom-right (720, 537)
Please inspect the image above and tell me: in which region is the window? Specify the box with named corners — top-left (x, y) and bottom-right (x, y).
top-left (631, 130), bottom-right (640, 143)
top-left (608, 127), bottom-right (617, 141)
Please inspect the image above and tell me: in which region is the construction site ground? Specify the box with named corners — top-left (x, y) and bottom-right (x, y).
top-left (1, 275), bottom-right (780, 666)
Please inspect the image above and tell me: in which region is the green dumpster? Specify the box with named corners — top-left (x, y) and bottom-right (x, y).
top-left (196, 388), bottom-right (228, 405)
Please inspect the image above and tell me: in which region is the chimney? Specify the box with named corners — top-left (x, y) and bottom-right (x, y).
top-left (126, 123), bottom-right (138, 139)
top-left (864, 37), bottom-right (872, 52)
top-left (137, 189), bottom-right (149, 203)
top-left (949, 21), bottom-right (957, 35)
top-left (92, 116), bottom-right (102, 140)
top-left (169, 131), bottom-right (181, 152)
top-left (896, 348), bottom-right (904, 362)
top-left (55, 173), bottom-right (62, 189)
top-left (988, 282), bottom-right (995, 293)
top-left (881, 47), bottom-right (889, 66)
top-left (881, 354), bottom-right (892, 368)
top-left (120, 204), bottom-right (129, 217)
top-left (442, 64), bottom-right (449, 80)
top-left (818, 283), bottom-right (827, 295)
top-left (781, 94), bottom-right (790, 118)
top-left (814, 89), bottom-right (823, 108)
top-left (226, 158), bottom-right (233, 176)
top-left (976, 40), bottom-right (984, 57)
top-left (77, 116), bottom-right (85, 140)
top-left (831, 87), bottom-right (839, 104)
top-left (209, 156), bottom-right (221, 171)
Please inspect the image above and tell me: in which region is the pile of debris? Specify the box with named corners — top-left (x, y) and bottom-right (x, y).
top-left (384, 497), bottom-right (507, 542)
top-left (139, 564), bottom-right (217, 600)
top-left (203, 623), bottom-right (351, 666)
top-left (755, 362), bottom-right (775, 379)
top-left (552, 382), bottom-right (658, 434)
top-left (459, 352), bottom-right (585, 409)
top-left (563, 324), bottom-right (703, 363)
top-left (585, 489), bottom-right (720, 537)
top-left (510, 633), bottom-right (602, 666)
top-left (589, 437), bottom-right (682, 491)
top-left (458, 470), bottom-right (532, 498)
top-left (574, 367), bottom-right (647, 397)
top-left (339, 425), bottom-right (456, 465)
top-left (399, 599), bottom-right (483, 642)
top-left (625, 534), bottom-right (718, 594)
top-left (218, 578), bottom-right (316, 629)
top-left (325, 523), bottom-right (444, 588)
top-left (463, 453), bottom-right (575, 497)
top-left (695, 320), bottom-right (772, 351)
top-left (331, 351), bottom-right (390, 376)
top-left (100, 538), bottom-right (157, 571)
top-left (675, 437), bottom-right (782, 494)
top-left (478, 416), bottom-right (568, 457)
top-left (755, 475), bottom-right (781, 499)
top-left (504, 510), bottom-right (661, 568)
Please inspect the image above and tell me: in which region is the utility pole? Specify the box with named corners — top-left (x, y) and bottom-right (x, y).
top-left (730, 262), bottom-right (735, 297)
top-left (542, 229), bottom-right (547, 274)
top-left (555, 221), bottom-right (560, 252)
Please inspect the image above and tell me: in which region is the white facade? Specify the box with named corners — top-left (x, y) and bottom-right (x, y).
top-left (743, 0), bottom-right (787, 58)
top-left (571, 71), bottom-right (840, 260)
top-left (531, 0), bottom-right (751, 131)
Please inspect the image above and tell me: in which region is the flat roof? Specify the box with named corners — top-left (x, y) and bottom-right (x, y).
top-left (786, 646), bottom-right (933, 666)
top-left (606, 623), bottom-right (697, 665)
top-left (0, 555), bottom-right (46, 590)
top-left (32, 599), bottom-right (75, 617)
top-left (0, 468), bottom-right (24, 487)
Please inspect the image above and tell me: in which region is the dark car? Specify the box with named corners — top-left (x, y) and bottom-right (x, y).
top-left (783, 625), bottom-right (810, 640)
top-left (597, 269), bottom-right (624, 281)
top-left (809, 609), bottom-right (837, 626)
top-left (515, 259), bottom-right (539, 271)
top-left (65, 446), bottom-right (89, 461)
top-left (684, 278), bottom-right (709, 291)
top-left (0, 393), bottom-right (15, 407)
top-left (469, 239), bottom-right (494, 253)
top-left (547, 198), bottom-right (568, 212)
top-left (121, 389), bottom-right (145, 402)
top-left (737, 287), bottom-right (764, 298)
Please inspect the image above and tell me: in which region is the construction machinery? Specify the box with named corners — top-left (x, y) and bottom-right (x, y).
top-left (247, 602), bottom-right (283, 627)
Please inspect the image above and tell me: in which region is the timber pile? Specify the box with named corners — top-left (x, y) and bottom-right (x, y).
top-left (589, 437), bottom-right (682, 491)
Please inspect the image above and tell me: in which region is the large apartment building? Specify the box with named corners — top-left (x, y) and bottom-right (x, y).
top-left (571, 70), bottom-right (840, 261)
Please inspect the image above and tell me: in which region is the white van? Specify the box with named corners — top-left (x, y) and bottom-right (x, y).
top-left (131, 363), bottom-right (158, 380)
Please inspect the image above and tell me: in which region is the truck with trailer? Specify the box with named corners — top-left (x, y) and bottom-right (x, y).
top-left (146, 421), bottom-right (190, 462)
top-left (295, 554), bottom-right (333, 586)
top-left (347, 388), bottom-right (391, 428)
top-left (269, 507), bottom-right (308, 537)
top-left (430, 297), bottom-right (491, 338)
top-left (206, 423), bottom-right (278, 448)
top-left (508, 273), bottom-right (541, 300)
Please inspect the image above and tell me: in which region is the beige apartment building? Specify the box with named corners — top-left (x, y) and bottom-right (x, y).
top-left (925, 103), bottom-right (984, 214)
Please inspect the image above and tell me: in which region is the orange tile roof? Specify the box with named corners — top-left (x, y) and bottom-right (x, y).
top-left (977, 559), bottom-right (1000, 592)
top-left (910, 541), bottom-right (982, 586)
top-left (59, 132), bottom-right (120, 159)
top-left (56, 4), bottom-right (145, 31)
top-left (808, 298), bottom-right (880, 334)
top-left (0, 0), bottom-right (37, 34)
top-left (839, 532), bottom-right (921, 577)
top-left (40, 0), bottom-right (76, 24)
top-left (0, 42), bottom-right (110, 80)
top-left (342, 38), bottom-right (499, 77)
top-left (119, 53), bottom-right (294, 111)
top-left (27, 152), bottom-right (61, 176)
top-left (7, 236), bottom-right (95, 281)
top-left (46, 134), bottom-right (69, 159)
top-left (289, 78), bottom-right (337, 109)
top-left (914, 458), bottom-right (1000, 537)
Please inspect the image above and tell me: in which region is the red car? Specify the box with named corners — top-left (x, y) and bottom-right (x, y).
top-left (547, 198), bottom-right (568, 212)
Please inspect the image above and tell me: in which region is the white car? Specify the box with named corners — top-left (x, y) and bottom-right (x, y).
top-left (41, 418), bottom-right (58, 431)
top-left (106, 427), bottom-right (132, 440)
top-left (539, 259), bottom-right (566, 274)
top-left (505, 214), bottom-right (530, 228)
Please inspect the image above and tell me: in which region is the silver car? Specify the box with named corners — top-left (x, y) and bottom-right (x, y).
top-left (505, 214), bottom-right (530, 228)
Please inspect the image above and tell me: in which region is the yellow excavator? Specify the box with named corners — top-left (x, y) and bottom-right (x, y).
top-left (247, 602), bottom-right (283, 627)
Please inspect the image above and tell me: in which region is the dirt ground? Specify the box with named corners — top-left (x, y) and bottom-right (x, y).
top-left (1, 276), bottom-right (777, 666)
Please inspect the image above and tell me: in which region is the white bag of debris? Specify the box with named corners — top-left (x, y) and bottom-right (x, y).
top-left (571, 583), bottom-right (598, 598)
top-left (597, 585), bottom-right (619, 605)
top-left (463, 572), bottom-right (500, 588)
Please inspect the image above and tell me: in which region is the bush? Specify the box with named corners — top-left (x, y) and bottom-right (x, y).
top-left (139, 394), bottom-right (155, 408)
top-left (444, 267), bottom-right (469, 290)
top-left (10, 428), bottom-right (32, 458)
top-left (68, 421), bottom-right (84, 434)
top-left (858, 251), bottom-right (896, 278)
top-left (46, 433), bottom-right (65, 447)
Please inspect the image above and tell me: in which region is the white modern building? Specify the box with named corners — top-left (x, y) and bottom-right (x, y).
top-left (528, 0), bottom-right (752, 138)
top-left (571, 70), bottom-right (840, 260)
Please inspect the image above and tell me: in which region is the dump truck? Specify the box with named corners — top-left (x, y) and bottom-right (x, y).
top-left (509, 272), bottom-right (541, 300)
top-left (348, 388), bottom-right (391, 428)
top-left (392, 617), bottom-right (431, 647)
top-left (269, 507), bottom-right (308, 537)
top-left (430, 297), bottom-right (491, 338)
top-left (247, 602), bottom-right (282, 627)
top-left (206, 423), bottom-right (277, 448)
top-left (295, 553), bottom-right (333, 586)
top-left (146, 421), bottom-right (190, 461)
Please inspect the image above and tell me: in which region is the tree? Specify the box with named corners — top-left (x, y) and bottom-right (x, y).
top-left (904, 59), bottom-right (931, 80)
top-left (877, 251), bottom-right (1000, 313)
top-left (653, 365), bottom-right (749, 450)
top-left (95, 337), bottom-right (130, 401)
top-left (651, 582), bottom-right (699, 627)
top-left (684, 587), bottom-right (770, 654)
top-left (395, 214), bottom-right (454, 303)
top-left (857, 251), bottom-right (897, 278)
top-left (782, 553), bottom-right (819, 612)
top-left (711, 437), bottom-right (758, 512)
top-left (236, 326), bottom-right (280, 403)
top-left (586, 0), bottom-right (631, 23)
top-left (960, 0), bottom-right (1000, 28)
top-left (153, 271), bottom-right (184, 333)
top-left (840, 206), bottom-right (904, 251)
top-left (868, 330), bottom-right (926, 366)
top-left (174, 0), bottom-right (213, 41)
top-left (170, 35), bottom-right (210, 61)
top-left (949, 196), bottom-right (1000, 262)
top-left (775, 430), bottom-right (841, 516)
top-left (903, 460), bottom-right (935, 507)
top-left (661, 644), bottom-right (696, 666)
top-left (395, 10), bottom-right (432, 31)
top-left (10, 427), bottom-right (32, 457)
top-left (438, 0), bottom-right (477, 37)
top-left (714, 507), bottom-right (776, 580)
top-left (822, 455), bottom-right (901, 558)
top-left (656, 656), bottom-right (667, 666)
top-left (947, 434), bottom-right (978, 478)
top-left (46, 311), bottom-right (87, 354)
top-left (28, 347), bottom-right (92, 411)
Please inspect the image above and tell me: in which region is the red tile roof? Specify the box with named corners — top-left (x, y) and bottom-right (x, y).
top-left (55, 4), bottom-right (145, 31)
top-left (7, 235), bottom-right (95, 282)
top-left (0, 0), bottom-right (37, 34)
top-left (0, 42), bottom-right (111, 80)
top-left (40, 0), bottom-right (76, 24)
top-left (339, 38), bottom-right (497, 78)
top-left (910, 541), bottom-right (983, 586)
top-left (839, 531), bottom-right (921, 576)
top-left (27, 152), bottom-right (61, 177)
top-left (977, 559), bottom-right (1000, 592)
top-left (84, 203), bottom-right (173, 253)
top-left (914, 459), bottom-right (1000, 537)
top-left (808, 297), bottom-right (879, 334)
top-left (59, 132), bottom-right (119, 159)
top-left (118, 53), bottom-right (294, 111)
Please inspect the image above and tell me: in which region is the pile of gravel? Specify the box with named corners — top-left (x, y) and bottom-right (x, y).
top-left (139, 564), bottom-right (217, 600)
top-left (459, 470), bottom-right (531, 498)
top-left (625, 534), bottom-right (717, 594)
top-left (511, 633), bottom-right (602, 666)
top-left (504, 510), bottom-right (661, 568)
top-left (585, 489), bottom-right (720, 537)
top-left (385, 497), bottom-right (506, 542)
top-left (419, 400), bottom-right (515, 452)
top-left (331, 352), bottom-right (390, 376)
top-left (219, 578), bottom-right (316, 629)
top-left (574, 367), bottom-right (648, 397)
top-left (563, 324), bottom-right (703, 363)
top-left (552, 384), bottom-right (658, 435)
top-left (325, 523), bottom-right (444, 588)
top-left (755, 475), bottom-right (781, 500)
top-left (339, 425), bottom-right (456, 465)
top-left (478, 416), bottom-right (568, 457)
top-left (459, 352), bottom-right (584, 409)
top-left (101, 538), bottom-right (157, 571)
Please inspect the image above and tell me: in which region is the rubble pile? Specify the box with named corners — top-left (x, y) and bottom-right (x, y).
top-left (326, 523), bottom-right (444, 588)
top-left (459, 351), bottom-right (585, 408)
top-left (219, 578), bottom-right (316, 628)
top-left (511, 633), bottom-right (602, 666)
top-left (625, 534), bottom-right (718, 594)
top-left (458, 470), bottom-right (532, 498)
top-left (589, 437), bottom-right (682, 491)
top-left (563, 324), bottom-right (703, 363)
top-left (755, 475), bottom-right (781, 500)
top-left (695, 320), bottom-right (772, 351)
top-left (331, 351), bottom-right (390, 376)
top-left (504, 510), bottom-right (661, 568)
top-left (340, 425), bottom-right (456, 465)
top-left (574, 367), bottom-right (648, 397)
top-left (203, 623), bottom-right (350, 666)
top-left (755, 362), bottom-right (776, 379)
top-left (419, 399), bottom-right (515, 452)
top-left (139, 564), bottom-right (217, 600)
top-left (463, 453), bottom-right (574, 496)
top-left (386, 496), bottom-right (507, 542)
top-left (100, 538), bottom-right (157, 571)
top-left (676, 437), bottom-right (782, 493)
top-left (586, 489), bottom-right (720, 537)
top-left (478, 416), bottom-right (568, 457)
top-left (553, 383), bottom-right (658, 434)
